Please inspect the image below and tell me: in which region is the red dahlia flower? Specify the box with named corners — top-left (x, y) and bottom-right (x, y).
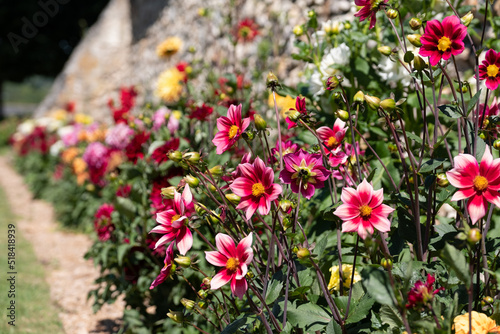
top-left (317, 118), bottom-right (347, 151)
top-left (479, 49), bottom-right (500, 90)
top-left (150, 242), bottom-right (175, 289)
top-left (406, 274), bottom-right (443, 309)
top-left (94, 203), bottom-right (115, 241)
top-left (354, 0), bottom-right (388, 30)
top-left (205, 233), bottom-right (253, 299)
top-left (446, 146), bottom-right (500, 224)
top-left (189, 103), bottom-right (214, 121)
top-left (212, 104), bottom-right (250, 154)
top-left (419, 16), bottom-right (467, 66)
top-left (151, 138), bottom-right (180, 164)
top-left (230, 157), bottom-right (282, 220)
top-left (334, 179), bottom-right (393, 240)
top-left (235, 19), bottom-right (260, 42)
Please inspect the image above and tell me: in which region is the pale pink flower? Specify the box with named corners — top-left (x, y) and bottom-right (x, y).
top-left (152, 107), bottom-right (169, 131)
top-left (334, 179), bottom-right (393, 239)
top-left (212, 104), bottom-right (250, 154)
top-left (150, 242), bottom-right (175, 289)
top-left (205, 233), bottom-right (253, 299)
top-left (317, 118), bottom-right (347, 151)
top-left (105, 123), bottom-right (134, 149)
top-left (230, 157), bottom-right (282, 220)
top-left (150, 185), bottom-right (194, 255)
top-left (446, 146), bottom-right (500, 224)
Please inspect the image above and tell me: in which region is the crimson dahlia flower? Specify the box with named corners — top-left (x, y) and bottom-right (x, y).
top-left (354, 0), bottom-right (388, 30)
top-left (212, 104), bottom-right (250, 154)
top-left (150, 242), bottom-right (175, 289)
top-left (205, 233), bottom-right (253, 299)
top-left (479, 49), bottom-right (500, 90)
top-left (447, 146), bottom-right (500, 224)
top-left (419, 16), bottom-right (467, 66)
top-left (151, 185), bottom-right (194, 255)
top-left (334, 179), bottom-right (393, 239)
top-left (280, 149), bottom-right (332, 199)
top-left (317, 118), bottom-right (347, 151)
top-left (285, 96), bottom-right (307, 129)
top-left (230, 157), bottom-right (282, 220)
top-left (94, 203), bottom-right (115, 241)
top-left (406, 274), bottom-right (443, 309)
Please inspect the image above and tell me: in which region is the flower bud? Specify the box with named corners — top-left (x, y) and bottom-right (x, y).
top-left (326, 76), bottom-right (340, 90)
top-left (254, 114), bottom-right (267, 131)
top-left (388, 143), bottom-right (397, 152)
top-left (198, 7), bottom-right (208, 17)
top-left (242, 131), bottom-right (255, 142)
top-left (282, 217), bottom-right (292, 230)
top-left (386, 9), bottom-right (398, 19)
top-left (198, 289), bottom-right (208, 299)
top-left (168, 150), bottom-right (183, 163)
top-left (493, 139), bottom-right (500, 150)
top-left (225, 193), bottom-right (241, 205)
top-left (380, 98), bottom-right (396, 112)
top-left (293, 25), bottom-right (304, 36)
top-left (167, 310), bottom-right (184, 323)
top-left (198, 301), bottom-right (208, 309)
top-left (208, 210), bottom-right (220, 224)
top-left (208, 165), bottom-right (223, 177)
top-left (266, 72), bottom-right (279, 90)
top-left (409, 18), bottom-right (422, 30)
top-left (208, 184), bottom-right (217, 193)
top-left (380, 258), bottom-right (393, 270)
top-left (483, 296), bottom-right (494, 305)
top-left (344, 22), bottom-right (352, 30)
top-left (307, 10), bottom-right (316, 19)
top-left (195, 203), bottom-right (207, 215)
top-left (202, 277), bottom-right (212, 287)
top-left (407, 34), bottom-right (422, 47)
top-left (436, 173), bottom-right (449, 187)
top-left (175, 256), bottom-right (192, 268)
top-left (279, 199), bottom-right (293, 214)
top-left (296, 247), bottom-right (310, 260)
top-left (467, 228), bottom-right (481, 245)
top-left (286, 108), bottom-right (301, 122)
top-left (183, 152), bottom-right (201, 164)
top-left (378, 46), bottom-right (393, 56)
top-left (353, 90), bottom-right (365, 104)
top-left (161, 186), bottom-right (177, 199)
top-left (479, 132), bottom-right (486, 140)
top-left (181, 298), bottom-right (196, 310)
top-left (461, 11), bottom-right (473, 27)
top-left (365, 95), bottom-right (381, 110)
top-left (413, 55), bottom-right (427, 71)
top-left (184, 174), bottom-right (200, 188)
top-left (335, 109), bottom-right (350, 122)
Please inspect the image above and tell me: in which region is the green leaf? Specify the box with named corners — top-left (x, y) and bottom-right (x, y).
top-left (345, 294), bottom-right (375, 324)
top-left (439, 243), bottom-right (470, 285)
top-left (418, 158), bottom-right (448, 173)
top-left (117, 244), bottom-right (131, 267)
top-left (221, 316), bottom-right (248, 334)
top-left (354, 57), bottom-right (370, 75)
top-left (286, 302), bottom-right (331, 332)
top-left (265, 279), bottom-right (283, 304)
top-left (476, 136), bottom-right (486, 161)
top-left (361, 266), bottom-right (396, 306)
top-left (438, 104), bottom-right (463, 118)
top-left (379, 305), bottom-right (403, 329)
top-left (467, 89), bottom-right (482, 114)
top-left (314, 232), bottom-right (330, 256)
top-left (326, 319), bottom-right (342, 334)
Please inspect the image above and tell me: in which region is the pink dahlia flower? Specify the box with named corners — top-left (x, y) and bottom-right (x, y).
top-left (479, 49), bottom-right (500, 90)
top-left (280, 149), bottom-right (332, 199)
top-left (150, 185), bottom-right (194, 255)
top-left (479, 97), bottom-right (499, 129)
top-left (205, 233), bottom-right (253, 299)
top-left (419, 16), bottom-right (467, 66)
top-left (152, 107), bottom-right (169, 131)
top-left (285, 96), bottom-right (307, 129)
top-left (105, 123), bottom-right (134, 150)
top-left (354, 0), bottom-right (388, 30)
top-left (317, 118), bottom-right (347, 151)
top-left (212, 104), bottom-right (250, 154)
top-left (406, 274), bottom-right (443, 309)
top-left (334, 179), bottom-right (393, 239)
top-left (150, 242), bottom-right (175, 289)
top-left (446, 146), bottom-right (500, 224)
top-left (230, 157), bottom-right (282, 220)
top-left (269, 140), bottom-right (299, 164)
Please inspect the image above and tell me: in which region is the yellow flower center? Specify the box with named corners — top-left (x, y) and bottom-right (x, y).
top-left (228, 125), bottom-right (239, 139)
top-left (171, 214), bottom-right (181, 221)
top-left (437, 36), bottom-right (452, 52)
top-left (473, 175), bottom-right (489, 191)
top-left (327, 136), bottom-right (338, 147)
top-left (487, 64), bottom-right (499, 78)
top-left (359, 205), bottom-right (372, 218)
top-left (252, 182), bottom-right (266, 197)
top-left (226, 257), bottom-right (240, 272)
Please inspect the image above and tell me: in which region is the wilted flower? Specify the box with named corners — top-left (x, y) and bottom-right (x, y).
top-left (155, 67), bottom-right (186, 103)
top-left (453, 311), bottom-right (499, 334)
top-left (479, 49), bottom-right (500, 90)
top-left (156, 37), bottom-right (182, 58)
top-left (212, 104), bottom-right (250, 154)
top-left (406, 274), bottom-right (443, 309)
top-left (328, 264), bottom-right (361, 291)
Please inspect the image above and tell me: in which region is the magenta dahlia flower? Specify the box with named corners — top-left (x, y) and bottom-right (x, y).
top-left (212, 104), bottom-right (250, 154)
top-left (150, 185), bottom-right (194, 255)
top-left (354, 0), bottom-right (388, 30)
top-left (285, 96), bottom-right (307, 129)
top-left (269, 140), bottom-right (299, 164)
top-left (479, 49), bottom-right (500, 90)
top-left (205, 233), bottom-right (253, 299)
top-left (280, 149), bottom-right (332, 199)
top-left (94, 203), bottom-right (115, 241)
top-left (150, 242), bottom-right (175, 289)
top-left (317, 118), bottom-right (347, 151)
top-left (419, 16), bottom-right (467, 66)
top-left (105, 123), bottom-right (134, 149)
top-left (446, 146), bottom-right (500, 224)
top-left (406, 274), bottom-right (443, 309)
top-left (334, 179), bottom-right (393, 239)
top-left (230, 157), bottom-right (282, 220)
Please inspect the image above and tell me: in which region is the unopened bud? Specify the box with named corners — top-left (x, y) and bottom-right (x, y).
top-left (184, 174), bottom-right (200, 188)
top-left (378, 46), bottom-right (393, 56)
top-left (195, 203), bottom-right (207, 215)
top-left (266, 72), bottom-right (279, 90)
top-left (198, 301), bottom-right (208, 309)
top-left (344, 22), bottom-right (352, 30)
top-left (208, 184), bottom-right (217, 193)
top-left (436, 173), bottom-right (449, 187)
top-left (161, 186), bottom-right (177, 199)
top-left (407, 34), bottom-right (422, 47)
top-left (254, 114), bottom-right (267, 131)
top-left (202, 277), bottom-right (212, 287)
top-left (365, 95), bottom-right (381, 110)
top-left (297, 247), bottom-right (310, 260)
top-left (208, 211), bottom-right (220, 224)
top-left (380, 98), bottom-right (396, 112)
top-left (293, 25), bottom-right (304, 36)
top-left (388, 143), bottom-right (398, 152)
top-left (413, 55), bottom-right (427, 71)
top-left (183, 152), bottom-right (200, 164)
top-left (467, 228), bottom-right (481, 245)
top-left (380, 258), bottom-right (393, 270)
top-left (386, 9), bottom-right (398, 19)
top-left (181, 298), bottom-right (195, 310)
top-left (282, 217), bottom-right (292, 230)
top-left (168, 150), bottom-right (183, 163)
top-left (461, 12), bottom-right (473, 27)
top-left (409, 18), bottom-right (422, 30)
top-left (208, 165), bottom-right (223, 177)
top-left (479, 132), bottom-right (486, 140)
top-left (353, 90), bottom-right (365, 104)
top-left (242, 131), bottom-right (255, 141)
top-left (483, 296), bottom-right (494, 305)
top-left (175, 256), bottom-right (191, 268)
top-left (198, 289), bottom-right (208, 299)
top-left (167, 310), bottom-right (184, 323)
top-left (307, 10), bottom-right (316, 18)
top-left (493, 139), bottom-right (500, 150)
top-left (286, 108), bottom-right (301, 122)
top-left (335, 109), bottom-right (350, 122)
top-left (225, 193), bottom-right (241, 205)
top-left (326, 76), bottom-right (340, 90)
top-left (279, 200), bottom-right (293, 214)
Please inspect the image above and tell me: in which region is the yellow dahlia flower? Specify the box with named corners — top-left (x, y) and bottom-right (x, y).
top-left (453, 311), bottom-right (499, 334)
top-left (155, 68), bottom-right (185, 103)
top-left (156, 37), bottom-right (182, 58)
top-left (268, 93), bottom-right (296, 119)
top-left (328, 264), bottom-right (361, 291)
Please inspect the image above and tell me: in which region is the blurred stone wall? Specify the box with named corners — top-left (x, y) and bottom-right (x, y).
top-left (34, 0), bottom-right (353, 121)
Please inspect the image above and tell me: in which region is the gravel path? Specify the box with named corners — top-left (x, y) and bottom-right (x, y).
top-left (0, 154), bottom-right (124, 334)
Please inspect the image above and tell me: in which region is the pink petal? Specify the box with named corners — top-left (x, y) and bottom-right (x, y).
top-left (467, 193), bottom-right (488, 225)
top-left (155, 234), bottom-right (175, 249)
top-left (446, 170), bottom-right (474, 188)
top-left (334, 204), bottom-right (361, 221)
top-left (176, 227), bottom-right (193, 255)
top-left (369, 215), bottom-right (391, 233)
top-left (205, 251), bottom-right (228, 267)
top-left (342, 216), bottom-right (362, 233)
top-left (231, 178), bottom-right (254, 197)
top-left (258, 196), bottom-right (271, 216)
top-left (316, 126), bottom-right (333, 141)
top-left (215, 233), bottom-right (237, 258)
top-left (182, 184), bottom-right (193, 205)
top-left (450, 187), bottom-right (475, 201)
top-left (231, 277), bottom-right (248, 300)
top-left (341, 187), bottom-right (361, 207)
top-left (371, 204), bottom-right (394, 217)
top-left (357, 179), bottom-right (373, 204)
top-left (454, 154), bottom-right (479, 175)
top-left (236, 263), bottom-right (248, 279)
top-left (150, 225), bottom-right (169, 234)
top-left (237, 233), bottom-right (254, 265)
top-left (369, 188), bottom-right (384, 208)
top-left (211, 270), bottom-right (233, 290)
top-left (483, 189), bottom-right (500, 208)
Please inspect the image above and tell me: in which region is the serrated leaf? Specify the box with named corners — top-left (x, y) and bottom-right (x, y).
top-left (326, 319), bottom-right (342, 334)
top-left (379, 305), bottom-right (403, 328)
top-left (314, 232), bottom-right (330, 256)
top-left (361, 266), bottom-right (396, 306)
top-left (439, 243), bottom-right (470, 285)
top-left (265, 279), bottom-right (283, 304)
top-left (346, 294), bottom-right (375, 324)
top-left (286, 302), bottom-right (331, 332)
